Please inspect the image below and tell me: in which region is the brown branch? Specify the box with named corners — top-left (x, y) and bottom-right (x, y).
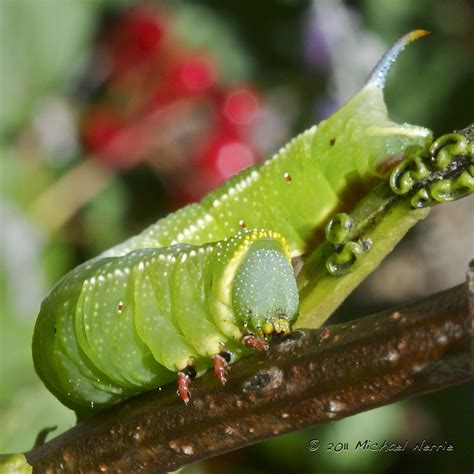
top-left (26, 265), bottom-right (474, 473)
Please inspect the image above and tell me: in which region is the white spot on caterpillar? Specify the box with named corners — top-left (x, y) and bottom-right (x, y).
top-left (284, 172), bottom-right (292, 183)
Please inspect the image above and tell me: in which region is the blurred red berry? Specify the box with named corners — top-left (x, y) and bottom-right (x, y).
top-left (214, 140), bottom-right (256, 178)
top-left (80, 4), bottom-right (267, 189)
top-left (179, 57), bottom-right (215, 92)
top-left (106, 6), bottom-right (165, 78)
top-left (169, 56), bottom-right (216, 96)
top-left (147, 56), bottom-right (216, 109)
top-left (199, 128), bottom-right (257, 181)
top-left (223, 87), bottom-right (260, 126)
top-left (82, 108), bottom-right (124, 154)
top-left (123, 8), bottom-right (164, 54)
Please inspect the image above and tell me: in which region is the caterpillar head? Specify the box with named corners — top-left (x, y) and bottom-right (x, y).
top-left (210, 229), bottom-right (299, 341)
top-left (232, 242), bottom-right (299, 338)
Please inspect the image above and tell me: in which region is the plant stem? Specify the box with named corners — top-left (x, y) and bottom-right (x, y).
top-left (296, 184), bottom-right (429, 328)
top-left (26, 266), bottom-right (474, 473)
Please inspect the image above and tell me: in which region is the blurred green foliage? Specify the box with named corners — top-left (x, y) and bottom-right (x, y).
top-left (0, 1), bottom-right (97, 137)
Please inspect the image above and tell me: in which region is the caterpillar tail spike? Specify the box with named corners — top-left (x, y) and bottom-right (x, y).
top-left (368, 29), bottom-right (430, 89)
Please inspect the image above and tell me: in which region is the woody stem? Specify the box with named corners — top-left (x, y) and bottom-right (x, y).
top-left (26, 263), bottom-right (474, 473)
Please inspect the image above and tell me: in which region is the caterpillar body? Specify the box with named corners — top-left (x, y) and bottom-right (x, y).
top-left (33, 229), bottom-right (298, 415)
top-left (101, 31), bottom-right (432, 261)
top-left (33, 31), bottom-right (434, 417)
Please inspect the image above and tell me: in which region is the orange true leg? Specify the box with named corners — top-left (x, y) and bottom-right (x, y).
top-left (213, 351), bottom-right (231, 385)
top-left (242, 335), bottom-right (269, 351)
top-left (177, 366), bottom-right (196, 405)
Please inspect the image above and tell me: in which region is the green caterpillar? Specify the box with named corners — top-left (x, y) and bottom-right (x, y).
top-left (33, 229), bottom-right (298, 415)
top-left (33, 31), bottom-right (438, 417)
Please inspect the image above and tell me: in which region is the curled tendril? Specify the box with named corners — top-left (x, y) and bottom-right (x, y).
top-left (326, 132), bottom-right (473, 278)
top-left (429, 168), bottom-right (474, 202)
top-left (410, 188), bottom-right (431, 208)
top-left (389, 131), bottom-right (473, 209)
top-left (429, 133), bottom-right (468, 169)
top-left (326, 241), bottom-right (365, 277)
top-left (325, 213), bottom-right (352, 245)
top-left (389, 154), bottom-right (430, 195)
